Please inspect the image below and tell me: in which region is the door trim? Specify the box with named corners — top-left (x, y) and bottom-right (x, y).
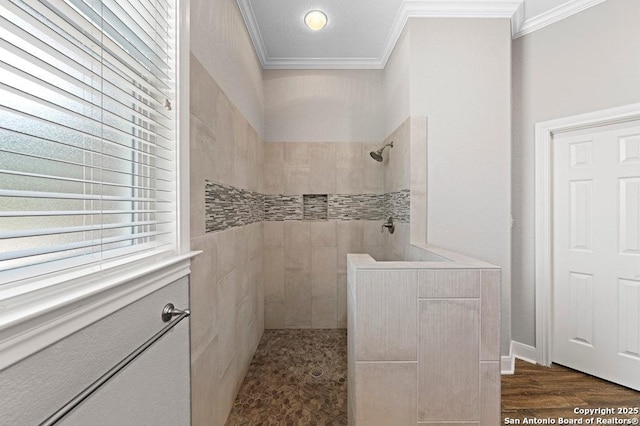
top-left (534, 102), bottom-right (640, 366)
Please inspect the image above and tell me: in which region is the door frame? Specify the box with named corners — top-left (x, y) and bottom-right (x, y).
top-left (534, 102), bottom-right (640, 366)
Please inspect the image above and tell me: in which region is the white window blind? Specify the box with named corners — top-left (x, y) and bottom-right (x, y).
top-left (0, 0), bottom-right (177, 284)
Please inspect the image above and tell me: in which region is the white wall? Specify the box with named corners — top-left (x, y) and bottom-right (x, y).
top-left (263, 69), bottom-right (384, 142)
top-left (0, 279), bottom-right (190, 425)
top-left (383, 26), bottom-right (411, 138)
top-left (191, 0), bottom-right (264, 136)
top-left (511, 0), bottom-right (640, 346)
top-left (408, 18), bottom-right (513, 355)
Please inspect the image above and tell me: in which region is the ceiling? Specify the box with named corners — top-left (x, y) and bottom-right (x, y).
top-left (236, 0), bottom-right (607, 69)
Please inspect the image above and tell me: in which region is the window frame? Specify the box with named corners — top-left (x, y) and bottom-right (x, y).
top-left (0, 0), bottom-right (194, 372)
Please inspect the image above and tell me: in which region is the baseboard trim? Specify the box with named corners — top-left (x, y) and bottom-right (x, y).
top-left (501, 340), bottom-right (538, 374)
top-left (512, 341), bottom-right (537, 364)
top-left (501, 343), bottom-right (514, 375)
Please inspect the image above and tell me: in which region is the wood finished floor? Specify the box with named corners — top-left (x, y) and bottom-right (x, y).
top-left (503, 359), bottom-right (640, 422)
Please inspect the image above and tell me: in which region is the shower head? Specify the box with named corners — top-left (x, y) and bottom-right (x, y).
top-left (370, 151), bottom-right (384, 162)
top-left (369, 141), bottom-right (393, 162)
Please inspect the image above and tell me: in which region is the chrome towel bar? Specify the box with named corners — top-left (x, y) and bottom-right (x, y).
top-left (40, 303), bottom-right (190, 426)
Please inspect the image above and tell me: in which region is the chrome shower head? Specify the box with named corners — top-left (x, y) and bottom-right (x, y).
top-left (370, 150), bottom-right (384, 162)
top-left (369, 141), bottom-right (393, 162)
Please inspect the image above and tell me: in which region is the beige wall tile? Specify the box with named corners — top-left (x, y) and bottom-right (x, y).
top-left (217, 355), bottom-right (238, 426)
top-left (233, 109), bottom-right (248, 190)
top-left (355, 270), bottom-right (418, 361)
top-left (284, 221), bottom-right (311, 273)
top-left (312, 298), bottom-right (337, 329)
top-left (213, 90), bottom-right (235, 187)
top-left (417, 270), bottom-right (481, 298)
top-left (248, 254), bottom-right (262, 313)
top-left (337, 272), bottom-right (347, 328)
top-left (361, 163), bottom-right (384, 194)
top-left (481, 361), bottom-right (501, 425)
top-left (355, 362), bottom-right (417, 426)
top-left (481, 270), bottom-right (501, 361)
top-left (418, 299), bottom-right (480, 421)
top-left (189, 53), bottom-right (218, 127)
top-left (191, 336), bottom-right (218, 426)
top-left (235, 297), bottom-right (254, 376)
top-left (284, 143), bottom-right (309, 167)
top-left (190, 235), bottom-right (218, 362)
top-left (263, 247), bottom-right (284, 301)
top-left (215, 228), bottom-right (236, 280)
top-left (246, 125), bottom-right (259, 193)
top-left (264, 142), bottom-right (283, 165)
top-left (309, 143), bottom-right (337, 194)
top-left (337, 221), bottom-right (363, 273)
top-left (312, 247), bottom-right (338, 299)
top-left (385, 222), bottom-right (409, 261)
top-left (265, 300), bottom-right (285, 329)
top-left (235, 263), bottom-right (250, 309)
top-left (217, 270), bottom-right (237, 371)
top-left (309, 164), bottom-right (336, 194)
top-left (336, 167), bottom-right (363, 194)
top-left (283, 167), bottom-right (310, 194)
top-left (284, 272), bottom-right (312, 327)
top-left (263, 221), bottom-right (284, 248)
top-left (263, 163), bottom-right (283, 195)
top-left (235, 226), bottom-right (249, 268)
top-left (189, 173), bottom-right (206, 240)
top-left (410, 116), bottom-right (428, 190)
top-left (362, 142), bottom-right (385, 193)
top-left (309, 142), bottom-right (336, 166)
top-left (255, 135), bottom-right (265, 194)
top-left (310, 220), bottom-right (337, 247)
top-left (363, 220), bottom-right (384, 247)
top-left (189, 115), bottom-right (214, 238)
top-left (336, 143), bottom-right (362, 169)
top-left (410, 189), bottom-right (427, 244)
top-left (364, 245), bottom-right (384, 261)
top-left (247, 222), bottom-right (262, 259)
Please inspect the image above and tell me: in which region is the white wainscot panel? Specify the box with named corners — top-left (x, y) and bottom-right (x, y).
top-left (570, 272), bottom-right (593, 346)
top-left (570, 180), bottom-right (593, 251)
top-left (619, 278), bottom-right (640, 358)
top-left (620, 134), bottom-right (640, 163)
top-left (620, 178), bottom-right (640, 255)
top-left (570, 141), bottom-right (593, 168)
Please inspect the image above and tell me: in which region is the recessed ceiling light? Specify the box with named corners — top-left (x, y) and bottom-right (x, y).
top-left (304, 10), bottom-right (327, 31)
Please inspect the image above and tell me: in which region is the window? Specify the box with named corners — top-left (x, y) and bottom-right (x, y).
top-left (0, 0), bottom-right (177, 286)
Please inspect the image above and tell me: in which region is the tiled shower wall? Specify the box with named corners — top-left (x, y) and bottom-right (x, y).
top-left (189, 53), bottom-right (264, 426)
top-left (382, 117), bottom-right (428, 261)
top-left (262, 142), bottom-right (389, 329)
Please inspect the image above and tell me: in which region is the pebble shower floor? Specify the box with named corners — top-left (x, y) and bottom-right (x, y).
top-left (225, 329), bottom-right (348, 425)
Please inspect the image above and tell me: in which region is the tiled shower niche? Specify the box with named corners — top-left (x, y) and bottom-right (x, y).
top-left (303, 194), bottom-right (328, 220)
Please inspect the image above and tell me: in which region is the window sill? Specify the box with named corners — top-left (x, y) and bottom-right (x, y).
top-left (0, 251), bottom-right (200, 372)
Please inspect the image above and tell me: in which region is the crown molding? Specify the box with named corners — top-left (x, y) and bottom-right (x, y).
top-left (236, 0), bottom-right (268, 66)
top-left (514, 0), bottom-right (607, 38)
top-left (237, 0), bottom-right (606, 70)
top-left (262, 57), bottom-right (386, 70)
top-left (378, 1), bottom-right (523, 69)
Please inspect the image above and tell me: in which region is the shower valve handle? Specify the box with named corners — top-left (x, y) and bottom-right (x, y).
top-left (381, 216), bottom-right (395, 234)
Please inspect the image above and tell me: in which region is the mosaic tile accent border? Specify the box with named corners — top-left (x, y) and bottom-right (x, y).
top-left (327, 194), bottom-right (385, 221)
top-left (205, 181), bottom-right (263, 232)
top-left (385, 189), bottom-right (410, 223)
top-left (263, 195), bottom-right (303, 221)
top-left (205, 183), bottom-right (411, 232)
top-left (303, 194), bottom-right (328, 220)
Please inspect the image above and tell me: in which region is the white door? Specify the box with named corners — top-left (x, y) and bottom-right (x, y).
top-left (553, 122), bottom-right (640, 390)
